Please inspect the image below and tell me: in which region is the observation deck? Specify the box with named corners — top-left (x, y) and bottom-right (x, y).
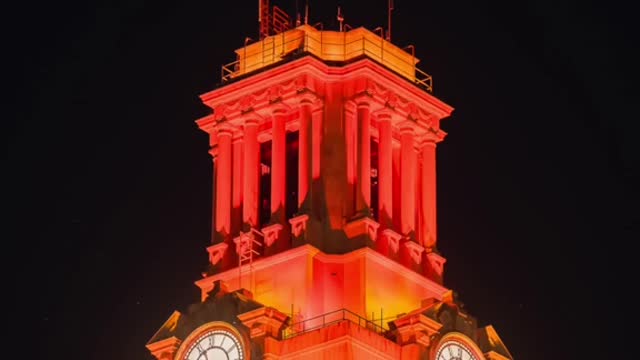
top-left (221, 24), bottom-right (433, 92)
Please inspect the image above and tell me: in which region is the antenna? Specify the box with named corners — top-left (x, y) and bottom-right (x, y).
top-left (304, 0), bottom-right (309, 25)
top-left (337, 6), bottom-right (344, 32)
top-left (259, 0), bottom-right (270, 39)
top-left (387, 0), bottom-right (394, 41)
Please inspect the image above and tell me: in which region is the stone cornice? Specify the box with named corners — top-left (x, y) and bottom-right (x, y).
top-left (198, 56), bottom-right (453, 133)
top-left (195, 244), bottom-right (450, 301)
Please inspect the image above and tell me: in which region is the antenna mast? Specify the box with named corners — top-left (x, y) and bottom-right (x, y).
top-left (337, 6), bottom-right (344, 32)
top-left (259, 0), bottom-right (270, 39)
top-left (387, 0), bottom-right (394, 41)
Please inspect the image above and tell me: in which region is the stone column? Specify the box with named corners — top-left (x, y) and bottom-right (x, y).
top-left (421, 137), bottom-right (437, 249)
top-left (298, 100), bottom-right (312, 211)
top-left (344, 101), bottom-right (357, 217)
top-left (215, 128), bottom-right (233, 237)
top-left (377, 112), bottom-right (393, 228)
top-left (400, 125), bottom-right (416, 237)
top-left (243, 116), bottom-right (260, 228)
top-left (232, 138), bottom-right (244, 235)
top-left (270, 107), bottom-right (287, 223)
top-left (208, 146), bottom-right (217, 242)
top-left (356, 101), bottom-right (371, 215)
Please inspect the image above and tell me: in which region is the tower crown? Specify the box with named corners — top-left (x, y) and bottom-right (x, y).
top-left (146, 8), bottom-right (514, 360)
top-left (222, 24), bottom-right (433, 92)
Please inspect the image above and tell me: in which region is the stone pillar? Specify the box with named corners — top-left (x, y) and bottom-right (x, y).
top-left (356, 101), bottom-right (371, 215)
top-left (215, 128), bottom-right (233, 237)
top-left (377, 112), bottom-right (393, 229)
top-left (208, 147), bottom-right (217, 242)
top-left (243, 116), bottom-right (260, 228)
top-left (400, 125), bottom-right (416, 237)
top-left (421, 137), bottom-right (437, 249)
top-left (270, 108), bottom-right (287, 223)
top-left (298, 100), bottom-right (312, 211)
top-left (232, 138), bottom-right (244, 235)
top-left (344, 101), bottom-right (357, 217)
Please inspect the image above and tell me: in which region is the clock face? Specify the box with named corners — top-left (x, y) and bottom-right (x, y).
top-left (435, 340), bottom-right (477, 360)
top-left (184, 329), bottom-right (244, 360)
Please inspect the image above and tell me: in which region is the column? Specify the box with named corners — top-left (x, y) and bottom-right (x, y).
top-left (311, 107), bottom-right (323, 181)
top-left (270, 108), bottom-right (287, 222)
top-left (421, 138), bottom-right (437, 249)
top-left (377, 113), bottom-right (393, 228)
top-left (209, 147), bottom-right (217, 243)
top-left (298, 100), bottom-right (312, 211)
top-left (400, 126), bottom-right (416, 236)
top-left (356, 102), bottom-right (371, 214)
top-left (243, 117), bottom-right (260, 228)
top-left (215, 128), bottom-right (233, 237)
top-left (344, 102), bottom-right (357, 216)
top-left (232, 138), bottom-right (244, 234)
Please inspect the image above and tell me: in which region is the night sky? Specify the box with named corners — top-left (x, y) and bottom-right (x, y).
top-left (5, 1), bottom-right (635, 359)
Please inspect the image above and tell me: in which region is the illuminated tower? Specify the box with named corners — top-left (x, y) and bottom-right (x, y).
top-left (147, 6), bottom-right (513, 360)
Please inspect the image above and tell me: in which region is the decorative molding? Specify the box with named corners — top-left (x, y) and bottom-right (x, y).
top-left (233, 231), bottom-right (254, 254)
top-left (196, 244), bottom-right (450, 302)
top-left (344, 217), bottom-right (379, 242)
top-left (268, 84), bottom-right (284, 103)
top-left (381, 229), bottom-right (402, 253)
top-left (200, 57), bottom-right (453, 124)
top-left (146, 336), bottom-right (181, 360)
top-left (239, 95), bottom-right (257, 113)
top-left (237, 306), bottom-right (289, 339)
top-left (206, 243), bottom-right (228, 266)
top-left (289, 214), bottom-right (309, 237)
top-left (391, 313), bottom-right (442, 346)
top-left (383, 90), bottom-right (399, 109)
top-left (261, 223), bottom-right (284, 247)
top-left (426, 251), bottom-right (446, 278)
top-left (404, 241), bottom-right (425, 265)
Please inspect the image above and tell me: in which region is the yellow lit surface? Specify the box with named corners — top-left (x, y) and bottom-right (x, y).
top-left (231, 25), bottom-right (421, 83)
top-left (195, 245), bottom-right (448, 329)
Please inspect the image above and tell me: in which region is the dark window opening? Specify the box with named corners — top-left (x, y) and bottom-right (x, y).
top-left (260, 140), bottom-right (272, 227)
top-left (371, 138), bottom-right (379, 221)
top-left (286, 131), bottom-right (299, 220)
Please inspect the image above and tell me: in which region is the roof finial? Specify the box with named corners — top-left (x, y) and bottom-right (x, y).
top-left (304, 1), bottom-right (309, 25)
top-left (387, 0), bottom-right (394, 41)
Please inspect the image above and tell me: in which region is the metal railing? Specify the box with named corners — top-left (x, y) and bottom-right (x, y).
top-left (220, 30), bottom-right (433, 93)
top-left (282, 308), bottom-right (388, 339)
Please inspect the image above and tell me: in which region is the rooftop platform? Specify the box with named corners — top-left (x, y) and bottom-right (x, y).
top-left (221, 24), bottom-right (433, 92)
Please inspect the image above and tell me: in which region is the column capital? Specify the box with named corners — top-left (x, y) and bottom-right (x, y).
top-left (420, 135), bottom-right (438, 148)
top-left (353, 94), bottom-right (373, 109)
top-left (208, 145), bottom-right (218, 158)
top-left (296, 91), bottom-right (320, 107)
top-left (238, 112), bottom-right (264, 127)
top-left (398, 120), bottom-right (417, 135)
top-left (419, 129), bottom-right (447, 144)
top-left (356, 100), bottom-right (372, 109)
top-left (372, 108), bottom-right (394, 121)
top-left (216, 125), bottom-right (235, 137)
top-left (268, 101), bottom-right (291, 116)
top-left (344, 100), bottom-right (357, 114)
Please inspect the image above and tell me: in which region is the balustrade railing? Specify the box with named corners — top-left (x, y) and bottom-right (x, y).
top-left (282, 308), bottom-right (389, 340)
top-left (220, 29), bottom-right (433, 93)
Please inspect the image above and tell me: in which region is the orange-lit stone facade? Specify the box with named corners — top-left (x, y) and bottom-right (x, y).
top-left (147, 24), bottom-right (513, 360)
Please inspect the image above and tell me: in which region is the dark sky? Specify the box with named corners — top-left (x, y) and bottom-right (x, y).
top-left (4, 0), bottom-right (636, 359)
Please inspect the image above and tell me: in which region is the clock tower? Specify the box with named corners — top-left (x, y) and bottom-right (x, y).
top-left (147, 5), bottom-right (514, 360)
